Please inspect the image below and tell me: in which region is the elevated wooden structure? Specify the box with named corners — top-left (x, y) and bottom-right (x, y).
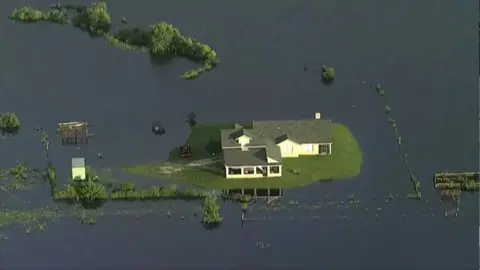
top-left (433, 171), bottom-right (479, 190)
top-left (57, 121), bottom-right (89, 146)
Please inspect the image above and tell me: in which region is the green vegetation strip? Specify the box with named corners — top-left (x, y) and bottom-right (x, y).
top-left (375, 84), bottom-right (421, 199)
top-left (50, 169), bottom-right (206, 202)
top-left (9, 2), bottom-right (219, 79)
top-left (126, 122), bottom-right (362, 189)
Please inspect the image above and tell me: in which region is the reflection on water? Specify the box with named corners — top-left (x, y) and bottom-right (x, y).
top-left (223, 188), bottom-right (284, 198)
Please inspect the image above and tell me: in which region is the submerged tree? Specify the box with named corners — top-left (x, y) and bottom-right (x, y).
top-left (186, 112), bottom-right (197, 127)
top-left (202, 195), bottom-right (223, 224)
top-left (72, 1), bottom-right (111, 36)
top-left (321, 65), bottom-right (335, 82)
top-left (0, 112), bottom-right (20, 135)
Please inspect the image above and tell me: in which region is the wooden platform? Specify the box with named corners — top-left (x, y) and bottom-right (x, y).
top-left (57, 121), bottom-right (89, 145)
top-left (433, 171), bottom-right (479, 190)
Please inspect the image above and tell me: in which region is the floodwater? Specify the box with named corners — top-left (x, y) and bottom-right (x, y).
top-left (0, 0), bottom-right (478, 268)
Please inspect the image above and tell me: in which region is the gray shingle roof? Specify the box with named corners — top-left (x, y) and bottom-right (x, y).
top-left (252, 119), bottom-right (332, 144)
top-left (223, 148), bottom-right (282, 166)
top-left (220, 118), bottom-right (332, 167)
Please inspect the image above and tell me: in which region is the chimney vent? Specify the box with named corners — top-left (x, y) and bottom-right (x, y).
top-left (315, 112), bottom-right (321, 119)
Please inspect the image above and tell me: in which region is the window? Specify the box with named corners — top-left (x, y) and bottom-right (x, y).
top-left (228, 168), bottom-right (242, 175)
top-left (269, 166), bottom-right (280, 174)
top-left (303, 144), bottom-right (313, 152)
top-left (244, 167), bottom-right (255, 174)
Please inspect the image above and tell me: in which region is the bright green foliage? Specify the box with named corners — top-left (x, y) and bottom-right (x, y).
top-left (202, 195), bottom-right (223, 224)
top-left (112, 22), bottom-right (219, 79)
top-left (9, 6), bottom-right (44, 21)
top-left (321, 65), bottom-right (335, 81)
top-left (9, 1), bottom-right (218, 79)
top-left (75, 179), bottom-right (108, 200)
top-left (0, 112), bottom-right (20, 130)
top-left (9, 6), bottom-right (68, 24)
top-left (72, 1), bottom-right (111, 35)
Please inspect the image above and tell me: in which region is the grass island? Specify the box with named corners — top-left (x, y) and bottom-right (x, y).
top-left (9, 1), bottom-right (219, 79)
top-left (126, 114), bottom-right (363, 189)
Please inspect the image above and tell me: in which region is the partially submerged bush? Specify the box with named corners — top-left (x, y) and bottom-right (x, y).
top-left (111, 22), bottom-right (220, 79)
top-left (9, 1), bottom-right (219, 79)
top-left (72, 1), bottom-right (111, 36)
top-left (0, 112), bottom-right (20, 134)
top-left (9, 6), bottom-right (68, 24)
top-left (202, 195), bottom-right (223, 224)
top-left (321, 65), bottom-right (335, 81)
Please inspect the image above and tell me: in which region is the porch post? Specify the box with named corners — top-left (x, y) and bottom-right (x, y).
top-left (241, 167), bottom-right (244, 175)
top-left (266, 166), bottom-right (270, 177)
top-left (329, 143), bottom-right (332, 154)
top-left (225, 166), bottom-right (228, 177)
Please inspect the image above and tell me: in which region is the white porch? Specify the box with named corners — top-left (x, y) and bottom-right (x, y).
top-left (225, 165), bottom-right (282, 179)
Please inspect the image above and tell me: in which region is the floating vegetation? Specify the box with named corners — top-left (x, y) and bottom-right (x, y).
top-left (9, 1), bottom-right (220, 79)
top-left (202, 195), bottom-right (223, 225)
top-left (0, 162), bottom-right (41, 192)
top-left (433, 171), bottom-right (480, 190)
top-left (373, 84), bottom-right (421, 198)
top-left (0, 208), bottom-right (55, 235)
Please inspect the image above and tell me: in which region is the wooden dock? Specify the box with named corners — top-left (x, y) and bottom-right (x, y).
top-left (433, 171), bottom-right (479, 190)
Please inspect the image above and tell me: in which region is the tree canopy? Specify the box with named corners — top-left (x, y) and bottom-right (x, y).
top-left (202, 195), bottom-right (223, 224)
top-left (321, 65), bottom-right (335, 81)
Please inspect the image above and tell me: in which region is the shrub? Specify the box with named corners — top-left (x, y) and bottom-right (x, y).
top-left (72, 1), bottom-right (111, 36)
top-left (321, 65), bottom-right (335, 81)
top-left (0, 112), bottom-right (20, 131)
top-left (9, 6), bottom-right (67, 24)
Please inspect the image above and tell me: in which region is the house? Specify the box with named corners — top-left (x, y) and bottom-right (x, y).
top-left (220, 113), bottom-right (332, 179)
top-left (71, 157), bottom-right (86, 180)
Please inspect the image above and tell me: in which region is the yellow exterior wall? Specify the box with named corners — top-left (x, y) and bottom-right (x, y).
top-left (72, 167), bottom-right (86, 180)
top-left (277, 139), bottom-right (318, 158)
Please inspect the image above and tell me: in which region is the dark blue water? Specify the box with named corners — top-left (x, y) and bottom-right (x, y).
top-left (0, 0), bottom-right (478, 268)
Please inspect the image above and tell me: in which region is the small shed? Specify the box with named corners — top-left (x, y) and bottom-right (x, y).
top-left (58, 121), bottom-right (89, 145)
top-left (71, 157), bottom-right (86, 180)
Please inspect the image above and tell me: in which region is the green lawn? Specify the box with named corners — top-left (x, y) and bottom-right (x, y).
top-left (126, 122), bottom-right (363, 189)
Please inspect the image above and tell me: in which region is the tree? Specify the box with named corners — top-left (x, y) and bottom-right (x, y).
top-left (186, 112), bottom-right (197, 127)
top-left (75, 178), bottom-right (108, 201)
top-left (72, 1), bottom-right (111, 35)
top-left (202, 195), bottom-right (223, 224)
